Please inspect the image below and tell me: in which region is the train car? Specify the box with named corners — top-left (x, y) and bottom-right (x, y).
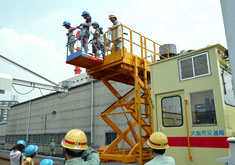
top-left (150, 44), bottom-right (235, 164)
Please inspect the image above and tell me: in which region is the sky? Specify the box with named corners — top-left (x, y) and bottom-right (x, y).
top-left (0, 0), bottom-right (227, 102)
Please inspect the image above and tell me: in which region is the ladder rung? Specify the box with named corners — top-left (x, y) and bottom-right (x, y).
top-left (142, 136), bottom-right (150, 138)
top-left (142, 93), bottom-right (150, 95)
top-left (141, 113), bottom-right (150, 116)
top-left (141, 124), bottom-right (150, 127)
top-left (142, 147), bottom-right (151, 149)
top-left (142, 117), bottom-right (152, 119)
top-left (141, 103), bottom-right (149, 105)
top-left (141, 93), bottom-right (150, 96)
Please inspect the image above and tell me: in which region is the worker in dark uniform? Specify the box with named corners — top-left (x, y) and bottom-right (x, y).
top-left (80, 11), bottom-right (92, 53)
top-left (91, 22), bottom-right (101, 58)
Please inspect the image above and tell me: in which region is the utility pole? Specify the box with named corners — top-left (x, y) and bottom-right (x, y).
top-left (220, 0), bottom-right (235, 96)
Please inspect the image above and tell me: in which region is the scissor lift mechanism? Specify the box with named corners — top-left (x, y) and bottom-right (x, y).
top-left (66, 24), bottom-right (169, 164)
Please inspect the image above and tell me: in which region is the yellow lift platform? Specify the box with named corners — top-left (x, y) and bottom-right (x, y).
top-left (66, 24), bottom-right (169, 164)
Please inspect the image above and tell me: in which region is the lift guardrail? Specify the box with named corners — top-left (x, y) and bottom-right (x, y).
top-left (104, 24), bottom-right (170, 62)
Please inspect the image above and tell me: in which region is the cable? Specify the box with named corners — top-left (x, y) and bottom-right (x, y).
top-left (121, 107), bottom-right (129, 121)
top-left (39, 89), bottom-right (44, 96)
top-left (12, 85), bottom-right (35, 95)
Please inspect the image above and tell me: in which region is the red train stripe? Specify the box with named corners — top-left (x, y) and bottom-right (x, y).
top-left (167, 137), bottom-right (230, 148)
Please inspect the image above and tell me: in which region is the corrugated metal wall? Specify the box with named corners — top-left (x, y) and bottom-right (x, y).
top-left (4, 80), bottom-right (134, 155)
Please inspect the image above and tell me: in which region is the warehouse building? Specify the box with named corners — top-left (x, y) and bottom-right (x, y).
top-left (1, 73), bottom-right (134, 155)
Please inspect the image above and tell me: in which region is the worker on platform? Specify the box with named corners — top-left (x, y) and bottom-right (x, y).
top-left (10, 140), bottom-right (26, 165)
top-left (108, 14), bottom-right (122, 52)
top-left (22, 144), bottom-right (38, 165)
top-left (79, 11), bottom-right (92, 53)
top-left (99, 26), bottom-right (103, 35)
top-left (91, 22), bottom-right (101, 58)
top-left (63, 21), bottom-right (76, 55)
top-left (40, 159), bottom-right (53, 165)
top-left (61, 129), bottom-right (100, 165)
top-left (146, 132), bottom-right (175, 165)
top-left (50, 138), bottom-right (56, 156)
top-left (98, 26), bottom-right (105, 59)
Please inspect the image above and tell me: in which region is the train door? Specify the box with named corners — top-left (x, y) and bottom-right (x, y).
top-left (156, 90), bottom-right (190, 165)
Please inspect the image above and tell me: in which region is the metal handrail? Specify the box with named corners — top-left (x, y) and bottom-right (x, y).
top-left (66, 25), bottom-right (84, 58)
top-left (104, 24), bottom-right (169, 62)
top-left (65, 24), bottom-right (169, 62)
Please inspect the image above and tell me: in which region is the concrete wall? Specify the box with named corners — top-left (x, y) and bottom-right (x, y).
top-left (4, 80), bottom-right (134, 154)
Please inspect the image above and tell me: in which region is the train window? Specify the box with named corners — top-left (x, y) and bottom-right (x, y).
top-left (161, 96), bottom-right (183, 127)
top-left (179, 58), bottom-right (194, 79)
top-left (221, 68), bottom-right (235, 106)
top-left (194, 54), bottom-right (209, 76)
top-left (179, 52), bottom-right (210, 81)
top-left (190, 90), bottom-right (217, 126)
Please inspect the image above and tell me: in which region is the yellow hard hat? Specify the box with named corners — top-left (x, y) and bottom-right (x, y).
top-left (147, 132), bottom-right (169, 149)
top-left (51, 138), bottom-right (55, 142)
top-left (109, 14), bottom-right (116, 19)
top-left (61, 129), bottom-right (87, 150)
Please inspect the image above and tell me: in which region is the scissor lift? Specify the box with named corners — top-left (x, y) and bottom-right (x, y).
top-left (66, 24), bottom-right (169, 164)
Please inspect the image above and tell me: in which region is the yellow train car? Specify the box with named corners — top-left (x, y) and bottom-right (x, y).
top-left (150, 44), bottom-right (235, 164)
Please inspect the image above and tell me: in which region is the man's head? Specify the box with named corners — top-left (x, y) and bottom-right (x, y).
top-left (63, 21), bottom-right (71, 29)
top-left (40, 159), bottom-right (53, 165)
top-left (51, 138), bottom-right (55, 142)
top-left (92, 22), bottom-right (99, 29)
top-left (82, 11), bottom-right (90, 19)
top-left (25, 145), bottom-right (38, 158)
top-left (147, 132), bottom-right (169, 155)
top-left (61, 129), bottom-right (87, 160)
top-left (109, 14), bottom-right (117, 23)
top-left (17, 140), bottom-right (26, 148)
top-left (12, 144), bottom-right (25, 152)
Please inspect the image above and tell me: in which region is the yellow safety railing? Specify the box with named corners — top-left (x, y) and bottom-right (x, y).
top-left (104, 24), bottom-right (169, 62)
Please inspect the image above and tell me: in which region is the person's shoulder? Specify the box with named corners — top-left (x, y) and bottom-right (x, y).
top-left (145, 159), bottom-right (155, 165)
top-left (69, 27), bottom-right (75, 31)
top-left (26, 157), bottom-right (32, 162)
top-left (165, 155), bottom-right (175, 163)
top-left (10, 150), bottom-right (21, 155)
top-left (86, 146), bottom-right (98, 153)
top-left (87, 17), bottom-right (91, 22)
